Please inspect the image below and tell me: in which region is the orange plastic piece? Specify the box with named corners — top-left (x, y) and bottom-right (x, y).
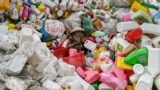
top-left (0, 0), bottom-right (10, 10)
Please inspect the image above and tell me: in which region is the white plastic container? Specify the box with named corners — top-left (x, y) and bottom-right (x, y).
top-left (147, 47), bottom-right (160, 77)
top-left (84, 40), bottom-right (97, 51)
top-left (140, 23), bottom-right (160, 35)
top-left (152, 36), bottom-right (160, 48)
top-left (140, 35), bottom-right (152, 47)
top-left (115, 37), bottom-right (130, 52)
top-left (116, 21), bottom-right (139, 32)
top-left (135, 73), bottom-right (153, 90)
top-left (155, 74), bottom-right (160, 90)
top-left (129, 74), bottom-right (140, 84)
top-left (133, 64), bottom-right (145, 75)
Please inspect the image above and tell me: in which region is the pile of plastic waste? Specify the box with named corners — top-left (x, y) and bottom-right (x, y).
top-left (1, 0), bottom-right (160, 90)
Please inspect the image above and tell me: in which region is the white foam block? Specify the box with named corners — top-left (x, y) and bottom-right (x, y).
top-left (117, 21), bottom-right (139, 32)
top-left (7, 55), bottom-right (28, 75)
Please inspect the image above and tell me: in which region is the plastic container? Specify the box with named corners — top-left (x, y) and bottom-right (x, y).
top-left (147, 47), bottom-right (160, 77)
top-left (140, 23), bottom-right (160, 35)
top-left (155, 74), bottom-right (160, 90)
top-left (116, 21), bottom-right (139, 32)
top-left (63, 51), bottom-right (86, 68)
top-left (124, 47), bottom-right (148, 66)
top-left (135, 73), bottom-right (153, 90)
top-left (133, 64), bottom-right (145, 75)
top-left (152, 36), bottom-right (160, 48)
top-left (116, 56), bottom-right (133, 70)
top-left (51, 47), bottom-right (69, 59)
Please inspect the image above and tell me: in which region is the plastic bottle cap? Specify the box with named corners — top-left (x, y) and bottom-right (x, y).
top-left (38, 4), bottom-right (46, 12)
top-left (133, 64), bottom-right (144, 75)
top-left (125, 28), bottom-right (142, 42)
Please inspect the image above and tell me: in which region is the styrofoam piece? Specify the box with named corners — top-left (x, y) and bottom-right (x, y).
top-left (133, 64), bottom-right (145, 75)
top-left (5, 77), bottom-right (28, 90)
top-left (84, 40), bottom-right (97, 51)
top-left (33, 34), bottom-right (41, 42)
top-left (140, 23), bottom-right (160, 35)
top-left (0, 26), bottom-right (8, 34)
top-left (116, 21), bottom-right (139, 32)
top-left (135, 73), bottom-right (153, 90)
top-left (7, 55), bottom-right (28, 75)
top-left (19, 35), bottom-right (34, 46)
top-left (42, 80), bottom-right (61, 90)
top-left (41, 0), bottom-right (57, 9)
top-left (147, 47), bottom-right (160, 77)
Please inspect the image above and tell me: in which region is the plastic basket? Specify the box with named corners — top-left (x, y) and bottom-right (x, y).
top-left (51, 47), bottom-right (69, 59)
top-left (63, 51), bottom-right (86, 68)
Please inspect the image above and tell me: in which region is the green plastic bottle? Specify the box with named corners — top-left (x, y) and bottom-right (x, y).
top-left (124, 47), bottom-right (148, 66)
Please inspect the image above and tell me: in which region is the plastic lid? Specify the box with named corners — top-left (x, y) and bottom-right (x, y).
top-left (125, 28), bottom-right (142, 42)
top-left (133, 64), bottom-right (145, 75)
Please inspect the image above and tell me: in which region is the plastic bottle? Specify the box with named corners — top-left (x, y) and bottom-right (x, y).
top-left (135, 73), bottom-right (153, 90)
top-left (147, 47), bottom-right (160, 77)
top-left (124, 47), bottom-right (148, 66)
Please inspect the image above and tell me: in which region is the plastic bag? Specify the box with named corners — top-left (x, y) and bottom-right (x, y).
top-left (80, 14), bottom-right (93, 36)
top-left (64, 11), bottom-right (84, 31)
top-left (40, 20), bottom-right (65, 41)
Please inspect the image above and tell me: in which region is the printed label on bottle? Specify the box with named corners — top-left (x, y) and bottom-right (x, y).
top-left (117, 43), bottom-right (123, 52)
top-left (138, 55), bottom-right (147, 63)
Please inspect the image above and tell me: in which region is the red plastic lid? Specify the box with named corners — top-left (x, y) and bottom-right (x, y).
top-left (125, 28), bottom-right (142, 42)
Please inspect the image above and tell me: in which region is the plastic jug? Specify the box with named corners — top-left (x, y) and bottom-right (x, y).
top-left (147, 47), bottom-right (160, 77)
top-left (124, 47), bottom-right (148, 66)
top-left (135, 73), bottom-right (153, 90)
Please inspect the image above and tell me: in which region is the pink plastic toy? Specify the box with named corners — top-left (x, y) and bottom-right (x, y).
top-left (99, 73), bottom-right (127, 90)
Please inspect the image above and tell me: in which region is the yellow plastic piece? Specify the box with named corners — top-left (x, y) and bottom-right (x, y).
top-left (126, 85), bottom-right (134, 90)
top-left (8, 23), bottom-right (16, 30)
top-left (133, 83), bottom-right (136, 89)
top-left (38, 4), bottom-right (46, 12)
top-left (62, 11), bottom-right (69, 18)
top-left (0, 0), bottom-right (10, 10)
top-left (116, 56), bottom-right (133, 70)
top-left (16, 2), bottom-right (22, 11)
top-left (94, 46), bottom-right (106, 58)
top-left (52, 12), bottom-right (57, 19)
top-left (130, 1), bottom-right (149, 14)
top-left (127, 0), bottom-right (142, 5)
top-left (46, 41), bottom-right (52, 47)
